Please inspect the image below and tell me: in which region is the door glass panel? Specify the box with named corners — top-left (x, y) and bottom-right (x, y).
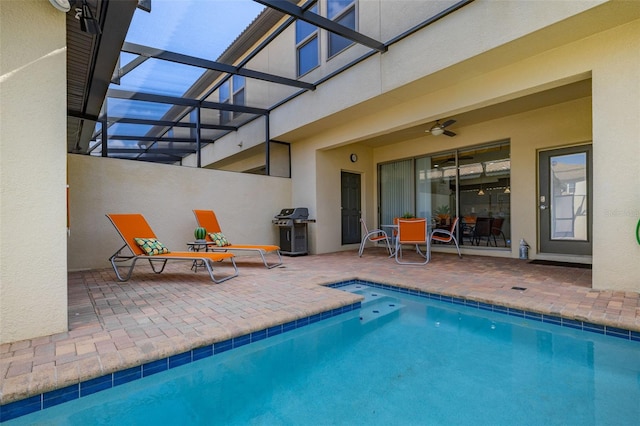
top-left (378, 142), bottom-right (510, 249)
top-left (416, 152), bottom-right (456, 226)
top-left (458, 144), bottom-right (511, 247)
top-left (549, 153), bottom-right (587, 241)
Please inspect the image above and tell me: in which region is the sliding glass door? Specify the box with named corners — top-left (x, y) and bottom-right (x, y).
top-left (416, 152), bottom-right (457, 226)
top-left (379, 142), bottom-right (511, 248)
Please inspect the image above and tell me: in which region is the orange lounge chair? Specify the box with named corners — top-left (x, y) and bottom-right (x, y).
top-left (106, 214), bottom-right (238, 283)
top-left (193, 209), bottom-right (282, 269)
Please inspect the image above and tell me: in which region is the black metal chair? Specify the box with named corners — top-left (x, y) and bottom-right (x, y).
top-left (490, 217), bottom-right (507, 247)
top-left (472, 217), bottom-right (493, 246)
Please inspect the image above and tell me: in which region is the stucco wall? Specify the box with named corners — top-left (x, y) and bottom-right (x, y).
top-left (310, 97), bottom-right (592, 258)
top-left (590, 19), bottom-right (640, 292)
top-left (67, 155), bottom-right (291, 271)
top-left (0, 1), bottom-right (68, 343)
top-left (287, 14), bottom-right (640, 292)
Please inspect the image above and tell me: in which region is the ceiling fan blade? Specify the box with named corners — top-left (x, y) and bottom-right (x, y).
top-left (441, 119), bottom-right (456, 128)
top-left (443, 130), bottom-right (456, 137)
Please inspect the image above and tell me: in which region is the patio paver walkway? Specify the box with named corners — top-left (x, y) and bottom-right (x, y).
top-left (1, 250), bottom-right (639, 406)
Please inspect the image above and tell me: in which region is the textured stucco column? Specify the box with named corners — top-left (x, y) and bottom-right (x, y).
top-left (591, 21), bottom-right (640, 291)
top-left (0, 1), bottom-right (68, 343)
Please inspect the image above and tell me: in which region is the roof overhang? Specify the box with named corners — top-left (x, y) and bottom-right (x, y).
top-left (67, 0), bottom-right (137, 153)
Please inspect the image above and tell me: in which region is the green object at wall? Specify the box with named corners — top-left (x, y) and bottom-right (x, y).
top-left (194, 227), bottom-right (206, 240)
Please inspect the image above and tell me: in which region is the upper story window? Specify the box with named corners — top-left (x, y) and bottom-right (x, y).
top-left (219, 80), bottom-right (231, 124)
top-left (296, 2), bottom-right (319, 77)
top-left (232, 75), bottom-right (245, 119)
top-left (327, 0), bottom-right (356, 58)
top-left (189, 109), bottom-right (198, 139)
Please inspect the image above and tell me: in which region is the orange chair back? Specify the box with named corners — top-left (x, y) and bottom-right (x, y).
top-left (449, 216), bottom-right (460, 233)
top-left (393, 217), bottom-right (421, 236)
top-left (106, 214), bottom-right (157, 256)
top-left (193, 209), bottom-right (223, 241)
top-left (397, 218), bottom-right (427, 244)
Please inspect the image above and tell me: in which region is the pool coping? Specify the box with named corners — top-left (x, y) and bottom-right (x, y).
top-left (2, 278), bottom-right (639, 422)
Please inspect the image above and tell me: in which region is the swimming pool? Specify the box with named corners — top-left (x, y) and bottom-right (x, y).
top-left (4, 281), bottom-right (640, 425)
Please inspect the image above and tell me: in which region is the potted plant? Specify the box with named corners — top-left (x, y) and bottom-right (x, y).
top-left (401, 212), bottom-right (415, 219)
top-left (434, 205), bottom-right (451, 226)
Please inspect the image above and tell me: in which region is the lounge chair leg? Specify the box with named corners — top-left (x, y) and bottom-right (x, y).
top-left (259, 250), bottom-right (283, 269)
top-left (203, 257), bottom-right (239, 283)
top-left (109, 244), bottom-right (138, 282)
top-left (109, 257), bottom-right (137, 282)
top-left (148, 258), bottom-right (168, 274)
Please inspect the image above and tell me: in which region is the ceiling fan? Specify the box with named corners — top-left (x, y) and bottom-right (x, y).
top-left (426, 119), bottom-right (456, 137)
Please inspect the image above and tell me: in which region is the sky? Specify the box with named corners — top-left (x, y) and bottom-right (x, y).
top-left (113, 0), bottom-right (265, 96)
top-left (105, 0), bottom-right (265, 144)
top-left (125, 0), bottom-right (265, 59)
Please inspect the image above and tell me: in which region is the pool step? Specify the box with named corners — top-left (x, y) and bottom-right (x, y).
top-left (358, 299), bottom-right (405, 324)
top-left (339, 284), bottom-right (405, 323)
top-left (338, 283), bottom-right (370, 293)
top-left (340, 284), bottom-right (390, 306)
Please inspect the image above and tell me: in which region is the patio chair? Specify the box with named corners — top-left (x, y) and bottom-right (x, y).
top-left (490, 217), bottom-right (507, 247)
top-left (395, 218), bottom-right (430, 265)
top-left (358, 218), bottom-right (393, 257)
top-left (106, 214), bottom-right (238, 283)
top-left (193, 209), bottom-right (282, 269)
top-left (472, 217), bottom-right (493, 246)
top-left (430, 216), bottom-right (462, 257)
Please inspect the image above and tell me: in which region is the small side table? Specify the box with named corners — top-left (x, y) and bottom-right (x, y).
top-left (187, 240), bottom-right (210, 272)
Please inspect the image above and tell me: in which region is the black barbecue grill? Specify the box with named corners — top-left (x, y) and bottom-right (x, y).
top-left (273, 208), bottom-right (315, 255)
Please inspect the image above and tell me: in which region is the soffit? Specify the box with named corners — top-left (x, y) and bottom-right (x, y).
top-left (67, 0), bottom-right (137, 153)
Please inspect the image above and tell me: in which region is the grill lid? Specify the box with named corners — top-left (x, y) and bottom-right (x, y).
top-left (275, 208), bottom-right (309, 220)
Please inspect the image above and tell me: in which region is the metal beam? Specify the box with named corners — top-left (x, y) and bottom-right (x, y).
top-left (107, 116), bottom-right (237, 131)
top-left (122, 42), bottom-right (315, 91)
top-left (107, 88), bottom-right (269, 115)
top-left (112, 55), bottom-right (149, 84)
top-left (68, 110), bottom-right (100, 122)
top-left (107, 148), bottom-right (197, 155)
top-left (254, 0), bottom-right (387, 53)
top-left (108, 135), bottom-right (203, 143)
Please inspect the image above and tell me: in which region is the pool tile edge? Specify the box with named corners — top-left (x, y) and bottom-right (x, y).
top-left (0, 301), bottom-right (360, 423)
top-left (327, 279), bottom-right (640, 341)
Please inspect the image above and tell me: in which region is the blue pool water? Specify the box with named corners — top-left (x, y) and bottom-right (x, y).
top-left (5, 283), bottom-right (640, 425)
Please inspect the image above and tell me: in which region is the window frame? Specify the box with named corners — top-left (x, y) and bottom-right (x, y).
top-left (232, 75), bottom-right (245, 119)
top-left (295, 2), bottom-right (319, 77)
top-left (327, 0), bottom-right (357, 59)
top-left (219, 80), bottom-right (231, 125)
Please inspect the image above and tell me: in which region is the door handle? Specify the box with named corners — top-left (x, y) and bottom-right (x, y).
top-left (540, 205), bottom-right (548, 210)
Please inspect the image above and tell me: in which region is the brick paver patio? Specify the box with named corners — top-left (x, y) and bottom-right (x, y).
top-left (1, 250), bottom-right (639, 406)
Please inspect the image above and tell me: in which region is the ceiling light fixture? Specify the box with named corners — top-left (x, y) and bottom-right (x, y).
top-left (426, 119), bottom-right (456, 137)
top-left (430, 126), bottom-right (444, 136)
top-left (75, 0), bottom-right (102, 35)
top-left (48, 0), bottom-right (71, 12)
